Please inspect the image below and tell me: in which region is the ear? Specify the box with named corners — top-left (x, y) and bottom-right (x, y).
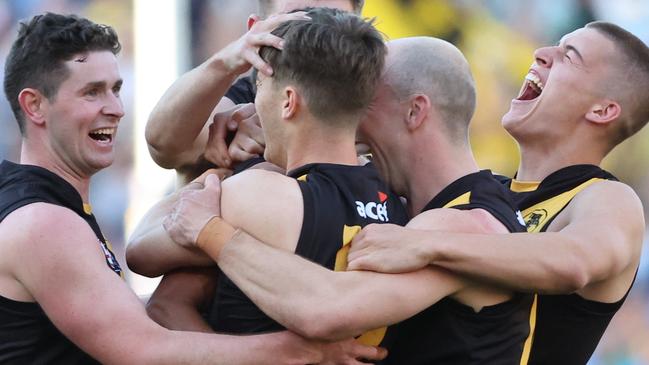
top-left (585, 100), bottom-right (621, 125)
top-left (18, 88), bottom-right (47, 126)
top-left (405, 94), bottom-right (431, 131)
top-left (281, 86), bottom-right (299, 120)
top-left (247, 14), bottom-right (260, 30)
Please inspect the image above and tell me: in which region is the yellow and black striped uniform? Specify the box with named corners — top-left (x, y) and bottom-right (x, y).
top-left (207, 163), bottom-right (409, 333)
top-left (0, 160), bottom-right (122, 364)
top-left (505, 164), bottom-right (635, 365)
top-left (380, 170), bottom-right (532, 365)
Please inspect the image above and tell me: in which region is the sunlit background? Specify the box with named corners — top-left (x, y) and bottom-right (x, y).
top-left (0, 0), bottom-right (647, 363)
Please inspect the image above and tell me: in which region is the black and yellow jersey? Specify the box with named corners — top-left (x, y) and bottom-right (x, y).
top-left (207, 163), bottom-right (409, 334)
top-left (0, 160), bottom-right (122, 364)
top-left (381, 170), bottom-right (533, 365)
top-left (505, 164), bottom-right (634, 365)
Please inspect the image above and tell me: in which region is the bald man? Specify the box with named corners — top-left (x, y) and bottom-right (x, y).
top-left (166, 37), bottom-right (534, 364)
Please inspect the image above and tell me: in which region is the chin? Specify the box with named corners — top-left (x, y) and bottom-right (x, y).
top-left (89, 155), bottom-right (115, 173)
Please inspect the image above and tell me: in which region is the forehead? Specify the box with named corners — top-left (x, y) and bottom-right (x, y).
top-left (560, 28), bottom-right (617, 68)
top-left (61, 51), bottom-right (121, 88)
top-left (274, 0), bottom-right (353, 13)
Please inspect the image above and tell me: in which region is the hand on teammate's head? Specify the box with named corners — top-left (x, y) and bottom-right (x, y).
top-left (217, 11), bottom-right (311, 77)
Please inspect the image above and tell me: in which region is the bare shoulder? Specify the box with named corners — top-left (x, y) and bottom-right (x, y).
top-left (4, 203), bottom-right (105, 268)
top-left (221, 169), bottom-right (300, 209)
top-left (569, 180), bottom-right (644, 226)
top-left (223, 168), bottom-right (294, 187)
top-left (221, 169), bottom-right (304, 250)
top-left (577, 179), bottom-right (642, 206)
top-left (407, 207), bottom-right (509, 234)
top-left (3, 203), bottom-right (85, 241)
top-left (0, 202), bottom-right (110, 301)
top-left (8, 202), bottom-right (93, 235)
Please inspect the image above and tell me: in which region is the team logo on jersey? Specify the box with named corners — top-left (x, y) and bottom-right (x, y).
top-left (524, 209), bottom-right (548, 231)
top-left (99, 239), bottom-right (123, 277)
top-left (355, 191), bottom-right (389, 222)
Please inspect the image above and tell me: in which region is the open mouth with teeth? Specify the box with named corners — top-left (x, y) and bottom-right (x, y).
top-left (516, 72), bottom-right (544, 101)
top-left (88, 128), bottom-right (115, 143)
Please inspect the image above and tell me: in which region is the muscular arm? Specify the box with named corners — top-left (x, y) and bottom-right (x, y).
top-left (216, 230), bottom-right (463, 341)
top-left (354, 181), bottom-right (644, 296)
top-left (145, 67), bottom-right (236, 170)
top-left (126, 185), bottom-right (213, 277)
top-left (5, 204), bottom-right (327, 365)
top-left (178, 181), bottom-right (472, 341)
top-left (146, 268), bottom-right (218, 333)
top-left (145, 13), bottom-right (309, 170)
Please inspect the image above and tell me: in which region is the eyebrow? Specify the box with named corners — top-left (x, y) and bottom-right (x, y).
top-left (565, 44), bottom-right (584, 63)
top-left (82, 79), bottom-right (123, 90)
top-left (83, 81), bottom-right (106, 90)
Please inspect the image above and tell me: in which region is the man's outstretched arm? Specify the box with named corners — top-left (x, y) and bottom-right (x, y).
top-left (5, 203), bottom-right (338, 365)
top-left (349, 181), bottom-right (644, 296)
top-left (146, 12), bottom-right (309, 170)
top-left (126, 173), bottom-right (223, 277)
top-left (215, 229), bottom-right (464, 341)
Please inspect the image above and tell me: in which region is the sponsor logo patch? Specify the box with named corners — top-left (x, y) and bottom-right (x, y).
top-left (356, 191), bottom-right (389, 222)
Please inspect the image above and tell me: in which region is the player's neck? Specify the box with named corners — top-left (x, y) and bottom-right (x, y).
top-left (406, 142), bottom-right (479, 216)
top-left (20, 143), bottom-right (91, 201)
top-left (285, 124), bottom-right (358, 172)
top-left (516, 140), bottom-right (606, 181)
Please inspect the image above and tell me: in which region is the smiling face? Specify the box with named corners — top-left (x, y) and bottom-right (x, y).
top-left (43, 51), bottom-right (124, 176)
top-left (502, 28), bottom-right (619, 142)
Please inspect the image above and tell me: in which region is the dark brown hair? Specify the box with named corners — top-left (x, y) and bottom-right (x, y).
top-left (260, 7), bottom-right (385, 125)
top-left (3, 13), bottom-right (121, 135)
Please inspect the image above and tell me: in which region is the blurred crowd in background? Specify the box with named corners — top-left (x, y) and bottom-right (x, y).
top-left (0, 0), bottom-right (648, 363)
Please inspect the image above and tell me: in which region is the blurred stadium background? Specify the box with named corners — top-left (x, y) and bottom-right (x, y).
top-left (0, 0), bottom-right (647, 363)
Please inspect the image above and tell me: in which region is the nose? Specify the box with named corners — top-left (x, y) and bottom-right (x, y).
top-left (103, 91), bottom-right (125, 120)
top-left (533, 46), bottom-right (555, 69)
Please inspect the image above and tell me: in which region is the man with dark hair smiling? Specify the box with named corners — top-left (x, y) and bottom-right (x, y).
top-left (0, 12), bottom-right (381, 364)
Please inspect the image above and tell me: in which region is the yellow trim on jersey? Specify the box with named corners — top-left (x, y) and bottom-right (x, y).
top-left (334, 225), bottom-right (387, 345)
top-left (334, 225), bottom-right (361, 271)
top-left (519, 294), bottom-right (538, 365)
top-left (83, 203), bottom-right (92, 215)
top-left (297, 174), bottom-right (308, 182)
top-left (443, 191), bottom-right (471, 208)
top-left (520, 178), bottom-right (604, 233)
top-left (518, 178), bottom-right (604, 362)
top-left (510, 180), bottom-right (540, 193)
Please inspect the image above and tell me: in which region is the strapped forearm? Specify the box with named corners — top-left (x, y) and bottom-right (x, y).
top-left (214, 230), bottom-right (462, 341)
